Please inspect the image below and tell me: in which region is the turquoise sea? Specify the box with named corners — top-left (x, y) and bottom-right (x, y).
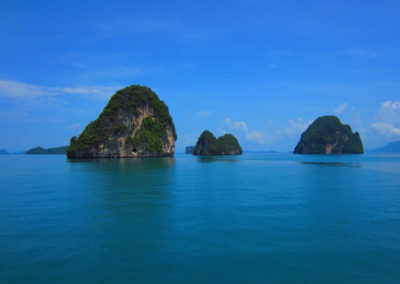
top-left (1, 153), bottom-right (399, 283)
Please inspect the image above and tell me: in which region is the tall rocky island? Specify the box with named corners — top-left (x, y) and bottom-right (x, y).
top-left (294, 115), bottom-right (363, 154)
top-left (193, 130), bottom-right (242, 156)
top-left (67, 85), bottom-right (177, 158)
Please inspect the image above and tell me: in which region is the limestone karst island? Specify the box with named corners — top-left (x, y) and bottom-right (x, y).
top-left (67, 85), bottom-right (177, 158)
top-left (192, 130), bottom-right (242, 156)
top-left (294, 115), bottom-right (364, 154)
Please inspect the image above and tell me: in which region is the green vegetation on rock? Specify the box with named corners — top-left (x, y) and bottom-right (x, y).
top-left (193, 130), bottom-right (242, 156)
top-left (67, 85), bottom-right (177, 158)
top-left (294, 115), bottom-right (364, 154)
top-left (128, 117), bottom-right (167, 153)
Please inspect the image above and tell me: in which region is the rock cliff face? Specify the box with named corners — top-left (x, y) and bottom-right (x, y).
top-left (294, 116), bottom-right (363, 154)
top-left (67, 85), bottom-right (177, 158)
top-left (193, 130), bottom-right (242, 156)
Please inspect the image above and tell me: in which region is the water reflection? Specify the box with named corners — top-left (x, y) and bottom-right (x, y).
top-left (67, 157), bottom-right (175, 169)
top-left (300, 161), bottom-right (362, 168)
top-left (66, 157), bottom-right (177, 265)
top-left (67, 157), bottom-right (176, 215)
top-left (195, 156), bottom-right (240, 163)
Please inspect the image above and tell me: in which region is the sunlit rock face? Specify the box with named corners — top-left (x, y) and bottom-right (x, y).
top-left (67, 85), bottom-right (177, 158)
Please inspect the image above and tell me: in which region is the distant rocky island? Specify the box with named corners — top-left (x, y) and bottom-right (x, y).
top-left (192, 130), bottom-right (242, 156)
top-left (185, 146), bottom-right (195, 154)
top-left (294, 115), bottom-right (364, 154)
top-left (370, 141), bottom-right (400, 153)
top-left (26, 146), bottom-right (68, 154)
top-left (67, 85), bottom-right (177, 158)
top-left (0, 149), bottom-right (25, 154)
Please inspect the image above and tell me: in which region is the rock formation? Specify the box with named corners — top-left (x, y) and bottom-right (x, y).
top-left (26, 146), bottom-right (68, 154)
top-left (185, 146), bottom-right (195, 154)
top-left (67, 85), bottom-right (177, 158)
top-left (192, 130), bottom-right (242, 156)
top-left (294, 115), bottom-right (364, 154)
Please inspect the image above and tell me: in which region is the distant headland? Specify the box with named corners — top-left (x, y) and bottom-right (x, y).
top-left (369, 141), bottom-right (400, 153)
top-left (26, 146), bottom-right (68, 155)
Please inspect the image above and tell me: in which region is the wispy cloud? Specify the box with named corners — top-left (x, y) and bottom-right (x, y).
top-left (245, 130), bottom-right (266, 144)
top-left (196, 111), bottom-right (213, 117)
top-left (69, 123), bottom-right (81, 130)
top-left (351, 107), bottom-right (362, 126)
top-left (342, 48), bottom-right (379, 58)
top-left (0, 80), bottom-right (49, 98)
top-left (88, 17), bottom-right (211, 43)
top-left (0, 80), bottom-right (121, 100)
top-left (270, 49), bottom-right (292, 56)
top-left (334, 102), bottom-right (348, 114)
top-left (280, 117), bottom-right (312, 136)
top-left (94, 18), bottom-right (170, 36)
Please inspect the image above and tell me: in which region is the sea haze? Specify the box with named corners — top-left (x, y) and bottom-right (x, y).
top-left (1, 153), bottom-right (399, 283)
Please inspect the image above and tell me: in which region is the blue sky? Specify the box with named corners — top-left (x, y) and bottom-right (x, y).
top-left (1, 0), bottom-right (400, 152)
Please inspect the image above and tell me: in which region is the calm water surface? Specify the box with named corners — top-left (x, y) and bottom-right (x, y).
top-left (1, 153), bottom-right (399, 283)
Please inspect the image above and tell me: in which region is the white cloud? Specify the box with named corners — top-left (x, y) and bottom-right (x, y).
top-left (224, 117), bottom-right (248, 132)
top-left (0, 80), bottom-right (120, 100)
top-left (222, 117), bottom-right (313, 147)
top-left (376, 101), bottom-right (400, 125)
top-left (369, 101), bottom-right (400, 139)
top-left (371, 122), bottom-right (400, 136)
top-left (334, 102), bottom-right (348, 114)
top-left (232, 121), bottom-right (248, 132)
top-left (381, 100), bottom-right (400, 110)
top-left (223, 117), bottom-right (266, 144)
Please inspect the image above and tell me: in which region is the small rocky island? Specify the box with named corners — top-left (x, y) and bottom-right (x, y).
top-left (185, 146), bottom-right (195, 154)
top-left (67, 85), bottom-right (177, 158)
top-left (294, 115), bottom-right (364, 154)
top-left (192, 130), bottom-right (242, 156)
